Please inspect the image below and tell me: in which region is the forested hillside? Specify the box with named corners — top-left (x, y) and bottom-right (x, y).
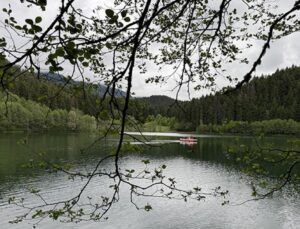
top-left (10, 73), bottom-right (104, 117)
top-left (188, 66), bottom-right (300, 125)
top-left (2, 53), bottom-right (300, 133)
top-left (135, 66), bottom-right (300, 128)
top-left (0, 58), bottom-right (106, 132)
top-left (0, 92), bottom-right (97, 132)
top-left (0, 57), bottom-right (126, 120)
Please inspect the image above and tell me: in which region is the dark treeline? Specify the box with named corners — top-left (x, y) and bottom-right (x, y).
top-left (0, 92), bottom-right (97, 132)
top-left (0, 57), bottom-right (120, 132)
top-left (0, 57), bottom-right (123, 121)
top-left (134, 66), bottom-right (300, 131)
top-left (2, 54), bottom-right (300, 133)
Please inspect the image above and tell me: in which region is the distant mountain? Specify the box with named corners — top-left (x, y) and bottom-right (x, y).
top-left (41, 72), bottom-right (126, 97)
top-left (40, 72), bottom-right (66, 83)
top-left (96, 84), bottom-right (126, 97)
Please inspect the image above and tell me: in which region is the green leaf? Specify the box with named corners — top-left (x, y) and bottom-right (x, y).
top-left (121, 10), bottom-right (127, 17)
top-left (30, 188), bottom-right (40, 194)
top-left (105, 42), bottom-right (112, 49)
top-left (108, 19), bottom-right (115, 24)
top-left (28, 29), bottom-right (35, 34)
top-left (84, 52), bottom-right (91, 59)
top-left (82, 62), bottom-right (89, 67)
top-left (105, 9), bottom-right (114, 18)
top-left (14, 25), bottom-right (22, 30)
top-left (33, 25), bottom-right (42, 32)
top-left (142, 159), bottom-right (150, 164)
top-left (55, 47), bottom-right (65, 57)
top-left (35, 16), bottom-right (42, 23)
top-left (124, 17), bottom-right (130, 22)
top-left (25, 19), bottom-right (33, 25)
top-left (144, 204), bottom-right (152, 211)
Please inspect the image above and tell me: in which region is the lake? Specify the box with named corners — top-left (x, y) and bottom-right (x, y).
top-left (0, 133), bottom-right (299, 229)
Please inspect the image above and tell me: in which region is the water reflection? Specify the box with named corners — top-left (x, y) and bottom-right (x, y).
top-left (0, 133), bottom-right (299, 229)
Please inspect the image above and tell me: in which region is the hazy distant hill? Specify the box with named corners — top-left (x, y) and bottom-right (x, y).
top-left (41, 72), bottom-right (126, 97)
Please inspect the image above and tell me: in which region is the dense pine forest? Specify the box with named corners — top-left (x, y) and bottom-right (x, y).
top-left (137, 66), bottom-right (300, 123)
top-left (134, 66), bottom-right (300, 133)
top-left (187, 66), bottom-right (300, 124)
top-left (1, 54), bottom-right (300, 134)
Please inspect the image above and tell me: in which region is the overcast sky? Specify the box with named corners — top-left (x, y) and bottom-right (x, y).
top-left (1, 0), bottom-right (299, 100)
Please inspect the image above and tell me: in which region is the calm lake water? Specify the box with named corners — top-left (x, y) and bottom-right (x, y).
top-left (0, 133), bottom-right (299, 229)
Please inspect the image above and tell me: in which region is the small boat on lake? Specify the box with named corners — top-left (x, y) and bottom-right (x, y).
top-left (179, 137), bottom-right (197, 146)
top-left (179, 137), bottom-right (197, 142)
